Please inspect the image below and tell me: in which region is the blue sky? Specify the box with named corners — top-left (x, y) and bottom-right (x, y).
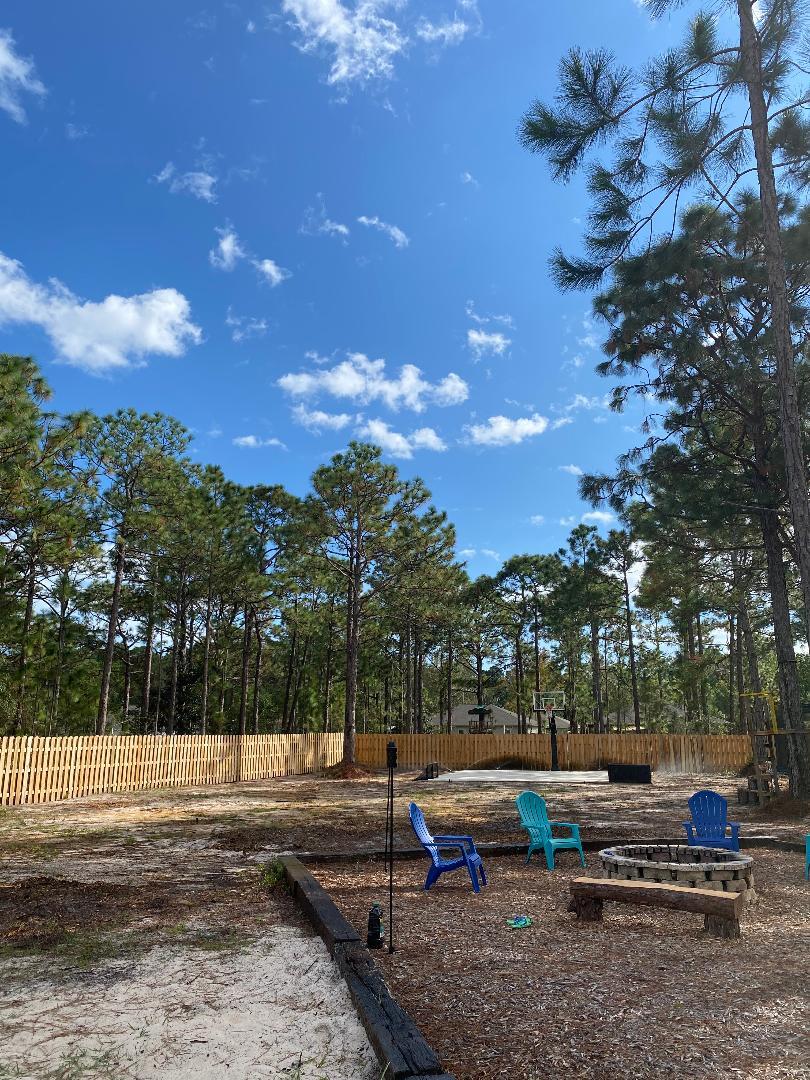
top-left (0, 1), bottom-right (696, 574)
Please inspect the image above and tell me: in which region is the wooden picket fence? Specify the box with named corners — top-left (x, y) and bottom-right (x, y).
top-left (0, 733), bottom-right (343, 807)
top-left (0, 731), bottom-right (751, 808)
top-left (354, 732), bottom-right (752, 774)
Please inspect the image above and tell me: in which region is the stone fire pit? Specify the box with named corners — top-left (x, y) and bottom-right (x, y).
top-left (599, 844), bottom-right (755, 901)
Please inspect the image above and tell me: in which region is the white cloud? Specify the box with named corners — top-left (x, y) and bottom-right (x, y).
top-left (467, 328), bottom-right (510, 360)
top-left (301, 193), bottom-right (350, 240)
top-left (226, 309), bottom-right (268, 343)
top-left (0, 30), bottom-right (45, 124)
top-left (416, 16), bottom-right (470, 47)
top-left (458, 547), bottom-right (476, 559)
top-left (0, 251), bottom-right (201, 373)
top-left (559, 516), bottom-right (576, 527)
top-left (417, 1), bottom-right (480, 49)
top-left (356, 418), bottom-right (446, 459)
top-left (232, 434), bottom-right (287, 449)
top-left (357, 215), bottom-right (409, 248)
top-left (155, 161), bottom-right (217, 203)
top-left (209, 225), bottom-right (246, 270)
top-left (466, 413), bottom-right (549, 447)
top-left (460, 170), bottom-right (479, 187)
top-left (582, 510), bottom-right (615, 525)
top-left (480, 548), bottom-right (500, 561)
top-left (246, 18), bottom-right (257, 32)
top-left (65, 122), bottom-right (89, 140)
top-left (253, 257), bottom-right (291, 287)
top-left (465, 299), bottom-right (513, 328)
top-left (278, 352), bottom-right (468, 412)
top-left (551, 417), bottom-right (573, 430)
top-left (291, 403), bottom-right (353, 432)
top-left (281, 0), bottom-right (405, 89)
top-left (530, 515), bottom-right (545, 526)
top-left (559, 464), bottom-right (583, 476)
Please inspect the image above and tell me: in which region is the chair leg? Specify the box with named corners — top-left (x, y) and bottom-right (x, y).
top-left (478, 861), bottom-right (487, 886)
top-left (424, 864), bottom-right (440, 891)
top-left (544, 845), bottom-right (555, 871)
top-left (466, 858), bottom-right (480, 893)
top-left (578, 845), bottom-right (586, 868)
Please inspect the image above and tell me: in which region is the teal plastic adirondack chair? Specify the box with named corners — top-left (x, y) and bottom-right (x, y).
top-left (516, 790), bottom-right (585, 870)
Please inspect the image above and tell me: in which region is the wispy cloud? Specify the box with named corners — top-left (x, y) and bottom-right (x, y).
top-left (278, 352), bottom-right (468, 412)
top-left (460, 170), bottom-right (479, 187)
top-left (232, 434), bottom-right (286, 449)
top-left (225, 309), bottom-right (268, 343)
top-left (281, 0), bottom-right (405, 90)
top-left (357, 214), bottom-right (409, 248)
top-left (559, 463), bottom-right (583, 476)
top-left (301, 193), bottom-right (350, 240)
top-left (209, 225), bottom-right (246, 271)
top-left (155, 161), bottom-right (218, 203)
top-left (253, 257), bottom-right (291, 287)
top-left (465, 413), bottom-right (549, 447)
top-left (65, 122), bottom-right (90, 140)
top-left (468, 328), bottom-right (510, 360)
top-left (0, 251), bottom-right (200, 373)
top-left (530, 515), bottom-right (545, 526)
top-left (0, 29), bottom-right (45, 124)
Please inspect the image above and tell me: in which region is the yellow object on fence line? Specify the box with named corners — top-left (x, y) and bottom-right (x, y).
top-left (0, 731), bottom-right (751, 807)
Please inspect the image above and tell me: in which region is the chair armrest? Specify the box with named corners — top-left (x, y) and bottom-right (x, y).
top-left (682, 821), bottom-right (695, 839)
top-left (430, 841), bottom-right (467, 856)
top-left (549, 821), bottom-right (580, 837)
top-left (729, 822), bottom-right (741, 837)
top-left (434, 834), bottom-right (476, 852)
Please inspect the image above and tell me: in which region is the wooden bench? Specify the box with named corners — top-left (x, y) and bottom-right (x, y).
top-left (568, 876), bottom-right (743, 939)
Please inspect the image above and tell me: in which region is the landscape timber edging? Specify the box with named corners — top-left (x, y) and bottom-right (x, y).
top-left (276, 855), bottom-right (456, 1080)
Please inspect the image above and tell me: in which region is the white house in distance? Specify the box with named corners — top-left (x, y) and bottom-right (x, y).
top-left (428, 703), bottom-right (571, 735)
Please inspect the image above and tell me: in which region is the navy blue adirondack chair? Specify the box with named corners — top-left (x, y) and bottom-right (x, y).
top-left (683, 789), bottom-right (741, 851)
top-left (408, 802), bottom-right (487, 893)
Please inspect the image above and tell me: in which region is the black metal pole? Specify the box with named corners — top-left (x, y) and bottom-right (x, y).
top-left (386, 740), bottom-right (397, 954)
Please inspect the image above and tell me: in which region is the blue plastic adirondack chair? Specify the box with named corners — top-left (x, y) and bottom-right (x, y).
top-left (516, 790), bottom-right (585, 870)
top-left (682, 789), bottom-right (741, 851)
top-left (408, 802), bottom-right (487, 893)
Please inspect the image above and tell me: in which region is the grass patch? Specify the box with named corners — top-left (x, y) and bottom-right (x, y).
top-left (258, 859), bottom-right (287, 890)
top-left (185, 929), bottom-right (248, 952)
top-left (0, 1047), bottom-right (125, 1080)
top-left (0, 928), bottom-right (140, 969)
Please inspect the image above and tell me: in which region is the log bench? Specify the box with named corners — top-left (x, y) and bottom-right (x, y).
top-left (568, 876), bottom-right (743, 939)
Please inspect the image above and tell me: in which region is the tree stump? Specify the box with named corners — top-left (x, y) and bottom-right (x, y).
top-left (704, 914), bottom-right (740, 939)
top-left (568, 895), bottom-right (604, 921)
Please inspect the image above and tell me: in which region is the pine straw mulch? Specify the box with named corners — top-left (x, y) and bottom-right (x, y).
top-left (314, 849), bottom-right (810, 1080)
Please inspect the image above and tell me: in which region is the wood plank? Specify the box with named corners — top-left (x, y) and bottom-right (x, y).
top-left (570, 876), bottom-right (742, 918)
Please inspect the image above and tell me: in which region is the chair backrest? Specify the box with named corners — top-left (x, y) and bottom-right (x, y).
top-left (409, 802), bottom-right (439, 864)
top-left (516, 791), bottom-right (550, 834)
top-left (688, 789), bottom-right (728, 838)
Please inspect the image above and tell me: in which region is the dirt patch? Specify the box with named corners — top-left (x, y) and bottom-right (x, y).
top-left (750, 793), bottom-right (810, 821)
top-left (322, 761), bottom-right (375, 780)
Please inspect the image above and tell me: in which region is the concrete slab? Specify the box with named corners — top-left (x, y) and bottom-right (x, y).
top-left (430, 768), bottom-right (609, 784)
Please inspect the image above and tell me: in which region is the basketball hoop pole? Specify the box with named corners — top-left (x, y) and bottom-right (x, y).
top-left (534, 691), bottom-right (565, 772)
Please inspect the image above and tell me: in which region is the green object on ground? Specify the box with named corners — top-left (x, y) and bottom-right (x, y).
top-left (506, 915), bottom-right (533, 929)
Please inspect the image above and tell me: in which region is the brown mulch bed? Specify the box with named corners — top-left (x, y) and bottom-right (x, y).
top-left (315, 850), bottom-right (810, 1080)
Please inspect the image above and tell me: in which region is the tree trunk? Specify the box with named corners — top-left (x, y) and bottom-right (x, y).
top-left (728, 615), bottom-right (737, 731)
top-left (735, 615), bottom-right (747, 734)
top-left (758, 503), bottom-right (809, 796)
top-left (322, 609), bottom-right (334, 733)
top-left (140, 572), bottom-right (157, 733)
top-left (515, 634), bottom-right (524, 733)
top-left (237, 605), bottom-right (252, 737)
top-left (97, 538), bottom-right (125, 735)
top-left (343, 569), bottom-right (361, 765)
top-left (281, 625), bottom-right (297, 732)
top-left (167, 585), bottom-right (184, 736)
top-left (403, 616), bottom-right (413, 734)
top-left (252, 619), bottom-right (263, 735)
top-left (446, 629), bottom-right (453, 734)
top-left (49, 579), bottom-right (70, 732)
top-left (200, 581), bottom-right (213, 736)
top-left (622, 563), bottom-right (641, 732)
top-left (696, 613), bottom-right (709, 733)
top-left (589, 619), bottom-right (603, 733)
top-left (14, 554), bottom-right (38, 734)
top-left (738, 0), bottom-right (810, 645)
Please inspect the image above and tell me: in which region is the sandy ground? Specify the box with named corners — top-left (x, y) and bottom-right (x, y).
top-left (0, 928), bottom-right (377, 1080)
top-left (0, 769), bottom-right (806, 1079)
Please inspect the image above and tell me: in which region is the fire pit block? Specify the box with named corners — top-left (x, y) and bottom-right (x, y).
top-left (599, 844), bottom-right (755, 903)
